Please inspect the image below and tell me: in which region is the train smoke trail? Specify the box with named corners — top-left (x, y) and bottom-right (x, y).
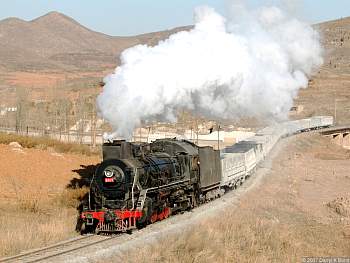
top-left (97, 3), bottom-right (323, 139)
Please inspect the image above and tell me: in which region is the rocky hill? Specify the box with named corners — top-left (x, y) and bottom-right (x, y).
top-left (316, 17), bottom-right (350, 73)
top-left (1, 11), bottom-right (349, 74)
top-left (295, 16), bottom-right (350, 124)
top-left (0, 11), bottom-right (189, 71)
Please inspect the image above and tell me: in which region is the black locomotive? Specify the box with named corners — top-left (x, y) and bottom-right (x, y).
top-left (80, 139), bottom-right (222, 233)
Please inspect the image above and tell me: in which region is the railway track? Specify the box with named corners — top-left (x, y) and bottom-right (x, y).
top-left (0, 234), bottom-right (119, 263)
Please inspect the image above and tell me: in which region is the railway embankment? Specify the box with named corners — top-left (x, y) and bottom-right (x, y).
top-left (97, 133), bottom-right (349, 263)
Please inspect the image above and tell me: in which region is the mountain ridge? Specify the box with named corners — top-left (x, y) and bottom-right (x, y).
top-left (0, 11), bottom-right (189, 71)
top-left (0, 11), bottom-right (348, 73)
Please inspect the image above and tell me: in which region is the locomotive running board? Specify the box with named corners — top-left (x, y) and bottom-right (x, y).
top-left (147, 179), bottom-right (190, 192)
top-left (136, 179), bottom-right (191, 210)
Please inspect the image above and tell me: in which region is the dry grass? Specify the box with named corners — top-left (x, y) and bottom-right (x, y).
top-left (0, 132), bottom-right (98, 156)
top-left (0, 133), bottom-right (97, 258)
top-left (119, 208), bottom-right (348, 263)
top-left (55, 187), bottom-right (89, 209)
top-left (0, 208), bottom-right (77, 257)
top-left (327, 196), bottom-right (350, 217)
top-left (112, 135), bottom-right (350, 263)
top-left (0, 188), bottom-right (86, 257)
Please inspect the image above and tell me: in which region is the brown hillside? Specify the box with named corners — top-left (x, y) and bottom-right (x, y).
top-left (294, 16), bottom-right (350, 125)
top-left (0, 11), bottom-right (190, 71)
top-left (316, 17), bottom-right (350, 73)
top-left (1, 12), bottom-right (349, 126)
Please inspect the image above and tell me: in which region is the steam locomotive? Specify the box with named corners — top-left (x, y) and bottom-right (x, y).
top-left (80, 139), bottom-right (222, 233)
top-left (79, 116), bottom-right (334, 234)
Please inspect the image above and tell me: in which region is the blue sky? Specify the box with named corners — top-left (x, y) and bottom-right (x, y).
top-left (0, 0), bottom-right (349, 36)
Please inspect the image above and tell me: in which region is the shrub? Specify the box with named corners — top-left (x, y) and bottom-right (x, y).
top-left (0, 132), bottom-right (99, 156)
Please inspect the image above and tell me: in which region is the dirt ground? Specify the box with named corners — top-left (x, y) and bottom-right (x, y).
top-left (0, 143), bottom-right (99, 257)
top-left (96, 133), bottom-right (350, 262)
top-left (295, 18), bottom-right (350, 124)
top-left (0, 143), bottom-right (98, 199)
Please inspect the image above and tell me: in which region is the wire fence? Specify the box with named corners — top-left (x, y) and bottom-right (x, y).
top-left (0, 122), bottom-right (105, 146)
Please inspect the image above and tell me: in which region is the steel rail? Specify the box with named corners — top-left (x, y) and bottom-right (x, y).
top-left (0, 234), bottom-right (118, 263)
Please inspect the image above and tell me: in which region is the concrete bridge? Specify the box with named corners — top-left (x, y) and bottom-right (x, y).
top-left (320, 126), bottom-right (350, 149)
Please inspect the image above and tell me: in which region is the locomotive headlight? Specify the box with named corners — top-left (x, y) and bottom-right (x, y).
top-left (104, 170), bottom-right (114, 178)
top-left (103, 166), bottom-right (124, 183)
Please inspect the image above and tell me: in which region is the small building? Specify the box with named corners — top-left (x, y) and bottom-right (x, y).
top-left (289, 105), bottom-right (304, 115)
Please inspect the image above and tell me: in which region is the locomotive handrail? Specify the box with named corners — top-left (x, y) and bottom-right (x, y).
top-left (131, 168), bottom-right (138, 209)
top-left (146, 178), bottom-right (190, 192)
top-left (88, 166), bottom-right (99, 210)
top-left (136, 189), bottom-right (149, 211)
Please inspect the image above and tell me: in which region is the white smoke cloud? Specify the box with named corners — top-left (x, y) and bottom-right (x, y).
top-left (97, 3), bottom-right (323, 139)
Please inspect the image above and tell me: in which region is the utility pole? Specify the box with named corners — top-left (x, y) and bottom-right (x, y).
top-left (334, 99), bottom-right (337, 125)
top-left (196, 119), bottom-right (199, 145)
top-left (334, 98), bottom-right (343, 125)
top-left (91, 107), bottom-right (96, 148)
top-left (217, 123), bottom-right (220, 150)
top-left (147, 126), bottom-right (151, 143)
top-left (139, 126), bottom-right (142, 143)
top-left (334, 91), bottom-right (338, 125)
top-left (66, 109), bottom-right (70, 143)
top-left (190, 126), bottom-right (193, 142)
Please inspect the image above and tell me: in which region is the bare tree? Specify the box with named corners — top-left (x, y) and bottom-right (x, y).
top-left (15, 87), bottom-right (29, 134)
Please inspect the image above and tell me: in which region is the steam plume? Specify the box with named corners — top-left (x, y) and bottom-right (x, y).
top-left (97, 3), bottom-right (323, 139)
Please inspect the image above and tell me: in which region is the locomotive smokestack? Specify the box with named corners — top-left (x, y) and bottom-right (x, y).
top-left (103, 140), bottom-right (134, 160)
